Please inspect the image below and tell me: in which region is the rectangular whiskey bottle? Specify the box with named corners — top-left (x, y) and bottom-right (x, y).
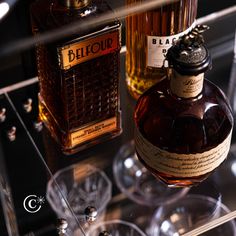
top-left (31, 0), bottom-right (122, 154)
top-left (126, 0), bottom-right (198, 99)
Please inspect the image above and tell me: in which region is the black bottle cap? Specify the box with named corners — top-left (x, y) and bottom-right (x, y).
top-left (166, 25), bottom-right (212, 76)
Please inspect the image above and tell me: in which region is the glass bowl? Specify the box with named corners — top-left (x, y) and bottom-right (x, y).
top-left (47, 164), bottom-right (112, 231)
top-left (149, 194), bottom-right (236, 236)
top-left (113, 140), bottom-right (189, 206)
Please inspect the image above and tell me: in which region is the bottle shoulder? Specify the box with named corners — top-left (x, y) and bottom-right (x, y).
top-left (30, 0), bottom-right (120, 34)
top-left (134, 78), bottom-right (233, 153)
top-left (136, 78), bottom-right (231, 115)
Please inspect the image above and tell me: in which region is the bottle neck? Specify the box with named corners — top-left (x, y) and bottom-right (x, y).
top-left (60, 0), bottom-right (91, 9)
top-left (170, 70), bottom-right (204, 99)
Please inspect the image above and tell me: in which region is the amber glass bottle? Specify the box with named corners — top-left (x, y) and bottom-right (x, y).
top-left (31, 0), bottom-right (122, 154)
top-left (126, 0), bottom-right (198, 99)
top-left (134, 27), bottom-right (233, 187)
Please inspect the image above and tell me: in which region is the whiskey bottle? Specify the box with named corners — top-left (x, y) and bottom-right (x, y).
top-left (134, 26), bottom-right (234, 187)
top-left (126, 0), bottom-right (198, 99)
top-left (31, 0), bottom-right (122, 154)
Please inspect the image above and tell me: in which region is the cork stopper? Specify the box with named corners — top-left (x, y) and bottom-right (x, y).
top-left (166, 25), bottom-right (211, 75)
top-left (61, 0), bottom-right (91, 9)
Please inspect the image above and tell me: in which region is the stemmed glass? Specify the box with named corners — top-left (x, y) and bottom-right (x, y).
top-left (113, 140), bottom-right (189, 206)
top-left (113, 140), bottom-right (229, 235)
top-left (47, 164), bottom-right (112, 234)
top-left (149, 194), bottom-right (236, 236)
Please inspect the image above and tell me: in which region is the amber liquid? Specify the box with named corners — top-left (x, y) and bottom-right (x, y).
top-left (134, 79), bottom-right (233, 187)
top-left (31, 0), bottom-right (122, 154)
top-left (126, 0), bottom-right (198, 99)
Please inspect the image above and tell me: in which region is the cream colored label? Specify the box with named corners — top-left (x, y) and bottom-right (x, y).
top-left (58, 31), bottom-right (119, 70)
top-left (71, 117), bottom-right (117, 146)
top-left (147, 23), bottom-right (195, 68)
top-left (135, 127), bottom-right (232, 177)
top-left (170, 72), bottom-right (204, 98)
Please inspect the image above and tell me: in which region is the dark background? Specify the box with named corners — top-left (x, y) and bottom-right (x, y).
top-left (0, 0), bottom-right (236, 235)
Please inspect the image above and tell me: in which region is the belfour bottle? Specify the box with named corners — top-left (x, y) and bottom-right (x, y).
top-left (30, 0), bottom-right (122, 154)
top-left (134, 26), bottom-right (233, 187)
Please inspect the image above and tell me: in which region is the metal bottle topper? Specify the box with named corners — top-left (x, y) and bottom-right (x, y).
top-left (166, 25), bottom-right (212, 75)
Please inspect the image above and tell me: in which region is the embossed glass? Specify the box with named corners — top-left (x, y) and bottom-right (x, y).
top-left (46, 164), bottom-right (111, 232)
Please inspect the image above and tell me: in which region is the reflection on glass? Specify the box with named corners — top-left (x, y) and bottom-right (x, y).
top-left (231, 161), bottom-right (236, 177)
top-left (113, 140), bottom-right (189, 206)
top-left (227, 29), bottom-right (236, 117)
top-left (0, 2), bottom-right (9, 20)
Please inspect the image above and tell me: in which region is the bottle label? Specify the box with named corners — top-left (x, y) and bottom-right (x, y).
top-left (170, 72), bottom-right (204, 98)
top-left (146, 23), bottom-right (195, 68)
top-left (71, 117), bottom-right (117, 146)
top-left (134, 127), bottom-right (232, 177)
top-left (58, 30), bottom-right (120, 70)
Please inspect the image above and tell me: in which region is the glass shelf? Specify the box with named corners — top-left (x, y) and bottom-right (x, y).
top-left (0, 1), bottom-right (236, 236)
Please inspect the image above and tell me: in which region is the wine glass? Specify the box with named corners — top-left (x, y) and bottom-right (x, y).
top-left (47, 164), bottom-right (112, 233)
top-left (113, 140), bottom-right (189, 206)
top-left (149, 194), bottom-right (236, 236)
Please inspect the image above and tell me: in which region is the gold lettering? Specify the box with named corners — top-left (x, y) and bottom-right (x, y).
top-left (59, 31), bottom-right (119, 70)
top-left (68, 50), bottom-right (75, 62)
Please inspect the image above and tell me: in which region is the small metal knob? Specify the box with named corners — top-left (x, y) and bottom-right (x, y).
top-left (7, 126), bottom-right (16, 141)
top-left (23, 98), bottom-right (33, 113)
top-left (33, 120), bottom-right (43, 132)
top-left (56, 218), bottom-right (68, 235)
top-left (0, 108), bottom-right (6, 122)
top-left (84, 206), bottom-right (98, 223)
top-left (99, 231), bottom-right (112, 236)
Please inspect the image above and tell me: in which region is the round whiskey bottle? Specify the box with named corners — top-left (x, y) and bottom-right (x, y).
top-left (134, 26), bottom-right (234, 187)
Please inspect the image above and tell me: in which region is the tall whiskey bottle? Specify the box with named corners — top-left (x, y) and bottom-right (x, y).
top-left (134, 26), bottom-right (234, 187)
top-left (126, 0), bottom-right (198, 99)
top-left (31, 0), bottom-right (122, 154)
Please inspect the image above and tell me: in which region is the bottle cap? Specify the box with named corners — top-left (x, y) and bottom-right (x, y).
top-left (166, 25), bottom-right (212, 75)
